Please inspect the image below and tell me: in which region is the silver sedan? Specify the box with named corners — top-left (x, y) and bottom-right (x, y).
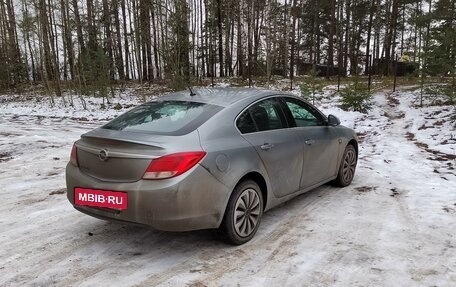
top-left (66, 88), bottom-right (358, 244)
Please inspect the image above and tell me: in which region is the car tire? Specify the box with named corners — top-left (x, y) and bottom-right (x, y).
top-left (218, 180), bottom-right (264, 245)
top-left (334, 144), bottom-right (357, 187)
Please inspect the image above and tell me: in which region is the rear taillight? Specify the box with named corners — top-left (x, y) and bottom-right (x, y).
top-left (142, 151), bottom-right (206, 180)
top-left (70, 144), bottom-right (78, 167)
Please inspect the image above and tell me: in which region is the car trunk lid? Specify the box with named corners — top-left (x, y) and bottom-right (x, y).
top-left (75, 128), bottom-right (202, 182)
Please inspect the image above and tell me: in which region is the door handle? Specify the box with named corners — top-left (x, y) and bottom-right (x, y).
top-left (305, 139), bottom-right (315, 146)
top-left (260, 143), bottom-right (274, 150)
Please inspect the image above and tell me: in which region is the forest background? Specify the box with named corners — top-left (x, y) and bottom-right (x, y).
top-left (0, 0), bottom-right (454, 106)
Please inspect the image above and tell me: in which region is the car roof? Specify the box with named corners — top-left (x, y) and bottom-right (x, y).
top-left (157, 87), bottom-right (291, 107)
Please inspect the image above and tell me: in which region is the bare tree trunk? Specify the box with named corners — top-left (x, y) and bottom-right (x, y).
top-left (327, 0), bottom-right (336, 78)
top-left (390, 0), bottom-right (399, 75)
top-left (47, 0), bottom-right (64, 102)
top-left (146, 3), bottom-right (153, 82)
top-left (224, 0), bottom-right (233, 76)
top-left (229, 4), bottom-right (235, 76)
top-left (180, 0), bottom-right (190, 82)
top-left (72, 0), bottom-right (85, 53)
top-left (265, 0), bottom-right (273, 85)
top-left (132, 0), bottom-right (142, 81)
top-left (283, 0), bottom-right (289, 75)
top-left (121, 0), bottom-right (130, 79)
top-left (39, 0), bottom-right (56, 103)
top-left (198, 0), bottom-right (205, 77)
top-left (87, 0), bottom-right (96, 51)
top-left (61, 0), bottom-right (75, 80)
top-left (139, 0), bottom-right (148, 81)
top-left (344, 0), bottom-right (351, 75)
top-left (36, 4), bottom-right (53, 104)
top-left (382, 0), bottom-right (393, 75)
top-left (253, 0), bottom-right (262, 73)
top-left (365, 0), bottom-right (375, 74)
top-left (337, 0), bottom-right (344, 78)
top-left (21, 0), bottom-right (36, 82)
top-left (113, 0), bottom-right (125, 81)
top-left (217, 0), bottom-right (224, 76)
top-left (236, 0), bottom-right (243, 77)
top-left (150, 3), bottom-right (160, 78)
top-left (103, 0), bottom-right (115, 80)
top-left (290, 0), bottom-right (298, 87)
top-left (247, 0), bottom-right (253, 84)
top-left (5, 0), bottom-right (23, 86)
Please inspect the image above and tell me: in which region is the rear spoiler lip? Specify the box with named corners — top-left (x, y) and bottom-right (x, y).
top-left (81, 128), bottom-right (169, 147)
top-left (75, 142), bottom-right (162, 160)
top-left (80, 133), bottom-right (164, 148)
top-left (78, 128), bottom-right (167, 159)
top-left (78, 128), bottom-right (204, 157)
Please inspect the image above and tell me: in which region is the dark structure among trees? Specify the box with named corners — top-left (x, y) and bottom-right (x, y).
top-left (296, 62), bottom-right (341, 77)
top-left (371, 59), bottom-right (418, 76)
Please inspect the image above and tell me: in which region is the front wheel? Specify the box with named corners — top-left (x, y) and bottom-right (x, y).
top-left (334, 144), bottom-right (357, 187)
top-left (218, 180), bottom-right (264, 245)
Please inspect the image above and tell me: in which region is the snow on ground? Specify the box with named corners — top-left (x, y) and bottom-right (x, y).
top-left (0, 89), bottom-right (156, 122)
top-left (0, 85), bottom-right (455, 286)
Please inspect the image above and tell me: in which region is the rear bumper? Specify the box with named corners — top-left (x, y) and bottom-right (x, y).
top-left (66, 163), bottom-right (231, 231)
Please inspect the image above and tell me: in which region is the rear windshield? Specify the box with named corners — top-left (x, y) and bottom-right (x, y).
top-left (103, 100), bottom-right (223, 136)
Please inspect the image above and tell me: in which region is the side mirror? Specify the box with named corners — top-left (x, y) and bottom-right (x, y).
top-left (327, 114), bottom-right (340, 126)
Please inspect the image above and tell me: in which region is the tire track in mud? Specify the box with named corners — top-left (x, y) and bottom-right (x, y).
top-left (135, 186), bottom-right (340, 286)
top-left (193, 192), bottom-right (330, 285)
top-left (4, 222), bottom-right (191, 286)
top-left (380, 92), bottom-right (421, 229)
top-left (1, 221), bottom-right (127, 285)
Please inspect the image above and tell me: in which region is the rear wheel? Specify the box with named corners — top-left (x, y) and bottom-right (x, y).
top-left (218, 180), bottom-right (263, 245)
top-left (334, 144), bottom-right (357, 187)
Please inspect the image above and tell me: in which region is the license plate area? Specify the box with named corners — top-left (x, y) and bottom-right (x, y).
top-left (75, 187), bottom-right (128, 210)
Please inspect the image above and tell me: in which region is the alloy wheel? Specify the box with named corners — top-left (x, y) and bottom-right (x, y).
top-left (233, 188), bottom-right (261, 238)
top-left (342, 148), bottom-right (356, 183)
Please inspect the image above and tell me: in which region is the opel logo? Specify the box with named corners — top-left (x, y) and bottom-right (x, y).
top-left (98, 149), bottom-right (109, 161)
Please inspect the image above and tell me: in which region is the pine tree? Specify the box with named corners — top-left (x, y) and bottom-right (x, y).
top-left (428, 0), bottom-right (456, 103)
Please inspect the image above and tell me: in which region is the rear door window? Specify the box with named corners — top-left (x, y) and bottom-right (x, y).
top-left (237, 98), bottom-right (287, 133)
top-left (236, 111), bottom-right (257, 134)
top-left (103, 100), bottom-right (222, 135)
